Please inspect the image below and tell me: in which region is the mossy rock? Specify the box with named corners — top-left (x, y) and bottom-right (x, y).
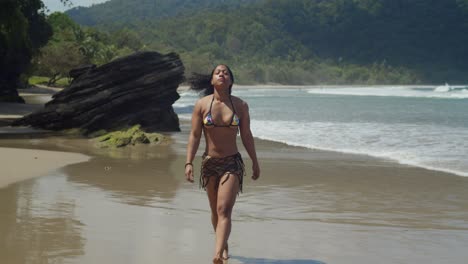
top-left (94, 125), bottom-right (165, 148)
top-left (130, 131), bottom-right (150, 145)
top-left (146, 133), bottom-right (162, 143)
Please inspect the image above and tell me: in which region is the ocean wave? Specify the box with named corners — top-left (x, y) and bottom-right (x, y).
top-left (174, 92), bottom-right (196, 112)
top-left (178, 114), bottom-right (192, 120)
top-left (251, 120), bottom-right (468, 177)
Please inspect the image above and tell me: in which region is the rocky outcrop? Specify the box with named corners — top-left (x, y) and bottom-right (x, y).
top-left (13, 51), bottom-right (184, 134)
top-left (69, 64), bottom-right (96, 79)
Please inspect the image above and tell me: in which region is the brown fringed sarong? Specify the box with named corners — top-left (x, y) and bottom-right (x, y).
top-left (200, 152), bottom-right (245, 193)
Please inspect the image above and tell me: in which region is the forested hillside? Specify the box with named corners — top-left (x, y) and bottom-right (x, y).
top-left (64, 0), bottom-right (468, 84)
top-left (66, 0), bottom-right (261, 27)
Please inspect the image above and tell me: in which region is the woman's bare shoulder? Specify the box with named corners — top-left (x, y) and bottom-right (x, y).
top-left (231, 95), bottom-right (248, 105)
top-left (199, 94), bottom-right (212, 102)
top-left (195, 95), bottom-right (211, 107)
top-left (231, 96), bottom-right (249, 112)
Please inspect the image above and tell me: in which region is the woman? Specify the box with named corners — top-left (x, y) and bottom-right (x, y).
top-left (185, 64), bottom-right (260, 263)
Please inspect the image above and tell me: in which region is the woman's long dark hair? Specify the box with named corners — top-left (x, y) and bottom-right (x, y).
top-left (188, 65), bottom-right (235, 96)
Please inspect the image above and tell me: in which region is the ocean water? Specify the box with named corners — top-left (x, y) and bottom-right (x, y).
top-left (175, 85), bottom-right (468, 177)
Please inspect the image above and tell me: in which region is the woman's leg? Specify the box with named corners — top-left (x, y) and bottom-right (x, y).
top-left (205, 177), bottom-right (219, 232)
top-left (206, 175), bottom-right (233, 262)
top-left (214, 173), bottom-right (240, 260)
top-left (205, 177), bottom-right (224, 264)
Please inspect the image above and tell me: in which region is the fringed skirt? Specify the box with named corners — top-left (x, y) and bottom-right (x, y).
top-left (200, 152), bottom-right (245, 193)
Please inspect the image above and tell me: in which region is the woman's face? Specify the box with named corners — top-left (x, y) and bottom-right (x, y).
top-left (211, 65), bottom-right (233, 89)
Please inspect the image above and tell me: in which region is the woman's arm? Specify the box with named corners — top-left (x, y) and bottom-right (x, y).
top-left (185, 99), bottom-right (203, 182)
top-left (239, 101), bottom-right (260, 180)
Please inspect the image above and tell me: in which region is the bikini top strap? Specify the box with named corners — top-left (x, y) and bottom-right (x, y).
top-left (208, 95), bottom-right (215, 112)
top-left (229, 95), bottom-right (240, 134)
top-left (229, 95), bottom-right (237, 114)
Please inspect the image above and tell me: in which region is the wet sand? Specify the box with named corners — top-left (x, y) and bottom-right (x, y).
top-left (1, 132), bottom-right (468, 264)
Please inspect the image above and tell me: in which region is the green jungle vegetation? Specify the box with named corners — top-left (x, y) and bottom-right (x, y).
top-left (65, 0), bottom-right (468, 84)
top-left (2, 0), bottom-right (468, 102)
top-left (31, 12), bottom-right (142, 86)
top-left (66, 0), bottom-right (262, 27)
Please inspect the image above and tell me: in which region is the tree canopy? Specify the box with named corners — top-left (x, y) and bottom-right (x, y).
top-left (31, 12), bottom-right (145, 85)
top-left (66, 0), bottom-right (262, 27)
top-left (0, 0), bottom-right (52, 101)
top-left (63, 0), bottom-right (468, 84)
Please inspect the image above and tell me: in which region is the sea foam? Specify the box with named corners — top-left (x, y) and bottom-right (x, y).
top-left (306, 86), bottom-right (468, 99)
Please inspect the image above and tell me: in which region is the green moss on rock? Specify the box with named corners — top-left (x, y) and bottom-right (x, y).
top-left (94, 125), bottom-right (165, 148)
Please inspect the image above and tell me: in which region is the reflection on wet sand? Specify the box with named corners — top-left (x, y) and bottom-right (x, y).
top-left (239, 158), bottom-right (468, 230)
top-left (0, 139), bottom-right (188, 264)
top-left (0, 177), bottom-right (85, 264)
top-left (64, 151), bottom-right (181, 205)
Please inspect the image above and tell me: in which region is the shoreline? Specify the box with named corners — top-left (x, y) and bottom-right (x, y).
top-left (178, 118), bottom-right (467, 179)
top-left (1, 130), bottom-right (463, 180)
top-left (255, 136), bottom-right (468, 178)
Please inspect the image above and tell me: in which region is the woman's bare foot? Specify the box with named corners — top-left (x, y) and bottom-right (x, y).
top-left (212, 256), bottom-right (223, 264)
top-left (222, 243), bottom-right (229, 260)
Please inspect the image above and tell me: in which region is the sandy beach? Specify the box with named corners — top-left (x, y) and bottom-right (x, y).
top-left (0, 147), bottom-right (89, 189)
top-left (1, 92), bottom-right (468, 263)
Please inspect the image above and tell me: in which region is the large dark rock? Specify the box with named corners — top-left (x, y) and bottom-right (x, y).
top-left (13, 51), bottom-right (184, 134)
top-left (69, 64), bottom-right (96, 79)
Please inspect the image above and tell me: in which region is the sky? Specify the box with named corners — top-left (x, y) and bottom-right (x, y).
top-left (43, 0), bottom-right (110, 12)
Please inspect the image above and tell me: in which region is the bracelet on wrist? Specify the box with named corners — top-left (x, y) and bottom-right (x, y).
top-left (185, 162), bottom-right (193, 168)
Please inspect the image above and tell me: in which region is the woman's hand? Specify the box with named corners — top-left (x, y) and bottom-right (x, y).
top-left (185, 164), bottom-right (194, 182)
top-left (252, 162), bottom-right (260, 180)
